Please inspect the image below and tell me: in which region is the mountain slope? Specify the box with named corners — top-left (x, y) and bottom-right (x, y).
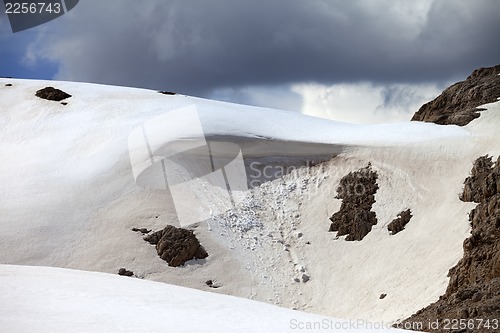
top-left (0, 74), bottom-right (499, 329)
top-left (401, 154), bottom-right (500, 332)
top-left (0, 265), bottom-right (419, 332)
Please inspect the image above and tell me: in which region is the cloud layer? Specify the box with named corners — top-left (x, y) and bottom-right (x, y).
top-left (2, 0), bottom-right (499, 123)
top-left (293, 82), bottom-right (443, 123)
top-left (23, 0), bottom-right (499, 96)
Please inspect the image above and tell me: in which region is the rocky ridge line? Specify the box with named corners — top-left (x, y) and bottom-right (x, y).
top-left (411, 65), bottom-right (500, 126)
top-left (401, 155), bottom-right (500, 332)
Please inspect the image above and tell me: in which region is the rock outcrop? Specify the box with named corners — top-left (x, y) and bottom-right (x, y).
top-left (460, 156), bottom-right (498, 203)
top-left (329, 164), bottom-right (379, 241)
top-left (411, 65), bottom-right (500, 126)
top-left (388, 209), bottom-right (413, 235)
top-left (118, 268), bottom-right (134, 277)
top-left (401, 156), bottom-right (500, 332)
top-left (35, 87), bottom-right (72, 101)
top-left (131, 227), bottom-right (151, 234)
top-left (144, 225), bottom-right (208, 267)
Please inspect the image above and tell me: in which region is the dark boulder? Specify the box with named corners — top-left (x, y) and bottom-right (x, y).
top-left (205, 279), bottom-right (220, 288)
top-left (35, 87), bottom-right (72, 101)
top-left (132, 227), bottom-right (151, 234)
top-left (387, 209), bottom-right (413, 235)
top-left (144, 225), bottom-right (208, 267)
top-left (118, 268), bottom-right (134, 277)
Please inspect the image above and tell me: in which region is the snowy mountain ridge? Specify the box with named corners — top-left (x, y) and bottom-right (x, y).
top-left (0, 74), bottom-right (499, 332)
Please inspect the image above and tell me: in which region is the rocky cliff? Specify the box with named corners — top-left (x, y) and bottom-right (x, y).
top-left (401, 156), bottom-right (500, 332)
top-left (411, 65), bottom-right (500, 126)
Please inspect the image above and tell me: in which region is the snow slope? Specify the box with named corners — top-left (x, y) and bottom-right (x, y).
top-left (0, 265), bottom-right (417, 332)
top-left (0, 78), bottom-right (499, 329)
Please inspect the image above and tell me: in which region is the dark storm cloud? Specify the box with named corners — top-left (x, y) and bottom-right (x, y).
top-left (22, 0), bottom-right (500, 96)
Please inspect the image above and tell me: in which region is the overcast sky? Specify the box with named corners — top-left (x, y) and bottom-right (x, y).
top-left (1, 0), bottom-right (499, 123)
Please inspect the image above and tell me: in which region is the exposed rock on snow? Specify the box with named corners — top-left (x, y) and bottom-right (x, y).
top-left (388, 209), bottom-right (413, 235)
top-left (132, 227), bottom-right (151, 234)
top-left (143, 225), bottom-right (208, 267)
top-left (0, 74), bottom-right (497, 326)
top-left (35, 86), bottom-right (72, 101)
top-left (411, 65), bottom-right (500, 126)
top-left (460, 155), bottom-right (498, 203)
top-left (118, 268), bottom-right (134, 276)
top-left (402, 155), bottom-right (500, 332)
top-left (329, 164), bottom-right (379, 241)
top-left (158, 91), bottom-right (176, 95)
top-left (205, 279), bottom-right (220, 288)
